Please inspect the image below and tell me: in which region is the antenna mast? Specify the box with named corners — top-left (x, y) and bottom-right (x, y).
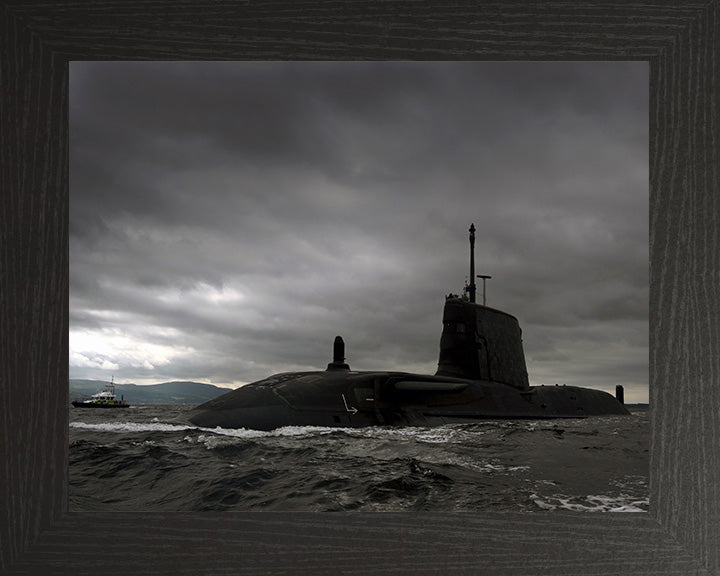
top-left (468, 224), bottom-right (475, 302)
top-left (468, 224), bottom-right (492, 305)
top-left (477, 274), bottom-right (492, 306)
top-left (468, 223), bottom-right (476, 303)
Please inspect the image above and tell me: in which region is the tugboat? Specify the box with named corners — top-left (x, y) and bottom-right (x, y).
top-left (71, 376), bottom-right (130, 408)
top-left (189, 224), bottom-right (630, 431)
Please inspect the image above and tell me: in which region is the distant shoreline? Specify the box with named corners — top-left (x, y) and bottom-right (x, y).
top-left (69, 379), bottom-right (228, 405)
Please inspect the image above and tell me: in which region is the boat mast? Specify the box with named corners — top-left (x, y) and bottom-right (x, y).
top-left (469, 224), bottom-right (491, 305)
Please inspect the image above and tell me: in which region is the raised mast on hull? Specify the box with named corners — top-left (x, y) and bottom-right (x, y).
top-left (465, 223), bottom-right (491, 306)
top-left (468, 224), bottom-right (476, 303)
top-left (477, 274), bottom-right (491, 306)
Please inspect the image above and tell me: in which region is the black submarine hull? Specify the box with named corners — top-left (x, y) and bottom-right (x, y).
top-left (190, 297), bottom-right (629, 431)
top-left (190, 226), bottom-right (632, 431)
top-left (189, 369), bottom-right (629, 431)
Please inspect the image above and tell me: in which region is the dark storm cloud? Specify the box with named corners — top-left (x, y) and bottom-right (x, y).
top-left (71, 61), bottom-right (643, 217)
top-left (70, 61), bottom-right (648, 402)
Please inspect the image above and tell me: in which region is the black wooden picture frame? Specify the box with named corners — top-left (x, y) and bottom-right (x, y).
top-left (1, 2), bottom-right (718, 574)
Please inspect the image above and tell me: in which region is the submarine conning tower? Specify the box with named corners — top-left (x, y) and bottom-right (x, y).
top-left (435, 223), bottom-right (530, 390)
top-left (435, 297), bottom-right (530, 389)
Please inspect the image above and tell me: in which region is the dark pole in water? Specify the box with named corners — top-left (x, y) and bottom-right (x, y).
top-left (469, 223), bottom-right (476, 303)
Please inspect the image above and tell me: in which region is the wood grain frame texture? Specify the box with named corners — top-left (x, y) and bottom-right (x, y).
top-left (1, 1), bottom-right (718, 574)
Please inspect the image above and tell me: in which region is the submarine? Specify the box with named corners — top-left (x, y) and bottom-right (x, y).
top-left (189, 224), bottom-right (630, 431)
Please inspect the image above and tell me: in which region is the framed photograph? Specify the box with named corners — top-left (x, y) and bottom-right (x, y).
top-left (68, 60), bottom-right (649, 516)
top-left (2, 2), bottom-right (717, 574)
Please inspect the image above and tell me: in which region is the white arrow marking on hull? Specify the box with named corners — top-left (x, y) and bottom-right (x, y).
top-left (341, 394), bottom-right (358, 414)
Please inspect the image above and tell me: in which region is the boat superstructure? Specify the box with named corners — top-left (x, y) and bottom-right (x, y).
top-left (71, 376), bottom-right (130, 408)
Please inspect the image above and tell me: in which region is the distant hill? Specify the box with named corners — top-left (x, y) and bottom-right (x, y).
top-left (69, 379), bottom-right (230, 405)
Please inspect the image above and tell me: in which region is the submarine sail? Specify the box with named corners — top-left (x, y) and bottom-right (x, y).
top-left (189, 225), bottom-right (630, 430)
top-left (436, 296), bottom-right (529, 389)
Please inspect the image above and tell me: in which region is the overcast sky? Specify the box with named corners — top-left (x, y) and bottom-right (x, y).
top-left (69, 61), bottom-right (649, 403)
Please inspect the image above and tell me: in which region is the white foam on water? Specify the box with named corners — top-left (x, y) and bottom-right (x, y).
top-left (346, 424), bottom-right (492, 445)
top-left (181, 425), bottom-right (349, 449)
top-left (183, 423), bottom-right (499, 451)
top-left (70, 422), bottom-right (196, 433)
top-left (177, 421), bottom-right (509, 447)
top-left (198, 423), bottom-right (477, 442)
top-left (71, 421), bottom-right (340, 438)
top-left (413, 451), bottom-right (532, 474)
top-left (530, 492), bottom-right (649, 512)
top-left (189, 433), bottom-right (241, 450)
top-left (205, 425), bottom-right (340, 439)
top-left (474, 462), bottom-right (530, 473)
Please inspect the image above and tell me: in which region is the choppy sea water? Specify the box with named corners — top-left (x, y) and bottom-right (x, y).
top-left (69, 404), bottom-right (649, 512)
